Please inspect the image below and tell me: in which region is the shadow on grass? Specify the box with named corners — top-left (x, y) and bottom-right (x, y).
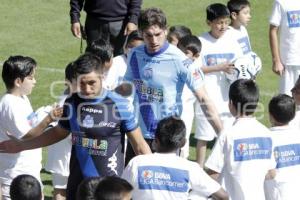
top-left (44, 196), bottom-right (52, 200)
top-left (189, 132), bottom-right (216, 149)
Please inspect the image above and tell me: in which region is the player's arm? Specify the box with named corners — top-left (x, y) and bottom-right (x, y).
top-left (206, 168), bottom-right (221, 181)
top-left (194, 85), bottom-right (223, 134)
top-left (269, 24), bottom-right (284, 76)
top-left (210, 189), bottom-right (229, 200)
top-left (201, 62), bottom-right (234, 74)
top-left (0, 126), bottom-right (69, 153)
top-left (23, 106), bottom-right (63, 139)
top-left (126, 127), bottom-right (152, 155)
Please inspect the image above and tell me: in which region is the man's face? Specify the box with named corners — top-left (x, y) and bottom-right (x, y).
top-left (143, 25), bottom-right (167, 53)
top-left (77, 70), bottom-right (102, 98)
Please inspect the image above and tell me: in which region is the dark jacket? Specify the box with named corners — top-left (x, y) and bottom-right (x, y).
top-left (70, 0), bottom-right (142, 24)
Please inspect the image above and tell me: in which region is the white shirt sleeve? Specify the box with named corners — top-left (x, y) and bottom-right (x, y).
top-left (269, 0), bottom-right (282, 26)
top-left (190, 165), bottom-right (222, 197)
top-left (205, 132), bottom-right (227, 173)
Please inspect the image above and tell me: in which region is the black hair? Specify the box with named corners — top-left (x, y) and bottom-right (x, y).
top-left (125, 30), bottom-right (144, 48)
top-left (229, 79), bottom-right (259, 115)
top-left (167, 25), bottom-right (192, 43)
top-left (138, 7), bottom-right (167, 31)
top-left (206, 3), bottom-right (230, 21)
top-left (155, 116), bottom-right (186, 152)
top-left (72, 53), bottom-right (103, 76)
top-left (269, 94), bottom-right (296, 124)
top-left (76, 177), bottom-right (101, 200)
top-left (65, 62), bottom-right (75, 82)
top-left (177, 35), bottom-right (202, 56)
top-left (227, 0), bottom-right (250, 14)
top-left (85, 38), bottom-right (113, 63)
top-left (94, 176), bottom-right (133, 200)
top-left (2, 55), bottom-right (36, 90)
top-left (10, 174), bottom-right (42, 200)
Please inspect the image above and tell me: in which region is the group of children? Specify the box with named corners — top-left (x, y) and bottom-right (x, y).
top-left (1, 0), bottom-right (300, 200)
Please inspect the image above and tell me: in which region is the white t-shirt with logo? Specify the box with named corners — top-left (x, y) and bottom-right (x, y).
top-left (103, 54), bottom-right (128, 90)
top-left (269, 0), bottom-right (300, 66)
top-left (264, 126), bottom-right (300, 200)
top-left (122, 153), bottom-right (221, 200)
top-left (205, 117), bottom-right (275, 200)
top-left (199, 31), bottom-right (243, 115)
top-left (0, 94), bottom-right (42, 186)
top-left (227, 26), bottom-right (252, 55)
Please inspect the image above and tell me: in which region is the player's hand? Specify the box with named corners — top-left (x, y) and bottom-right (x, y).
top-left (71, 22), bottom-right (82, 38)
top-left (0, 132), bottom-right (23, 153)
top-left (272, 60), bottom-right (285, 76)
top-left (219, 62), bottom-right (235, 74)
top-left (124, 22), bottom-right (137, 35)
top-left (49, 103), bottom-right (63, 122)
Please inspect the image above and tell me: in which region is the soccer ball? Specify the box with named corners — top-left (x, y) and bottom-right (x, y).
top-left (225, 52), bottom-right (262, 83)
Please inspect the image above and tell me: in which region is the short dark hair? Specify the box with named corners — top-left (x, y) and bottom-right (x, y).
top-left (155, 116), bottom-right (186, 152)
top-left (229, 79), bottom-right (259, 115)
top-left (10, 174), bottom-right (42, 200)
top-left (167, 25), bottom-right (192, 43)
top-left (138, 7), bottom-right (167, 31)
top-left (177, 35), bottom-right (202, 56)
top-left (125, 30), bottom-right (144, 48)
top-left (95, 176), bottom-right (133, 200)
top-left (2, 55), bottom-right (36, 90)
top-left (76, 177), bottom-right (101, 200)
top-left (206, 3), bottom-right (230, 21)
top-left (72, 53), bottom-right (103, 77)
top-left (269, 94), bottom-right (296, 124)
top-left (227, 0), bottom-right (250, 14)
top-left (65, 62), bottom-right (75, 82)
top-left (85, 38), bottom-right (113, 63)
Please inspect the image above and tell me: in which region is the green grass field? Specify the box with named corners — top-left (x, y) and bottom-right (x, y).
top-left (0, 0), bottom-right (277, 198)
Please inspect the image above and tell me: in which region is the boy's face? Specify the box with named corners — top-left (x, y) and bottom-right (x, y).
top-left (208, 17), bottom-right (230, 39)
top-left (77, 70), bottom-right (102, 98)
top-left (122, 191), bottom-right (132, 200)
top-left (143, 25), bottom-right (167, 53)
top-left (185, 50), bottom-right (199, 61)
top-left (18, 68), bottom-right (36, 96)
top-left (167, 34), bottom-right (179, 46)
top-left (235, 6), bottom-right (251, 27)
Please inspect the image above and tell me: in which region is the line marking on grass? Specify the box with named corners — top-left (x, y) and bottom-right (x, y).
top-left (0, 61), bottom-right (64, 73)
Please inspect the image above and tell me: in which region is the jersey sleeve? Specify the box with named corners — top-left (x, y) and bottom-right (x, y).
top-left (190, 164), bottom-right (222, 197)
top-left (179, 58), bottom-right (205, 92)
top-left (57, 98), bottom-right (72, 131)
top-left (269, 0), bottom-right (282, 26)
top-left (205, 131), bottom-right (227, 173)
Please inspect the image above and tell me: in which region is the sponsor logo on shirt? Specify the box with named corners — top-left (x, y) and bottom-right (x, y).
top-left (204, 53), bottom-right (235, 66)
top-left (72, 135), bottom-right (108, 156)
top-left (107, 149), bottom-right (118, 175)
top-left (133, 79), bottom-right (164, 103)
top-left (81, 106), bottom-right (103, 114)
top-left (143, 58), bottom-right (160, 64)
top-left (287, 10), bottom-right (300, 28)
top-left (233, 137), bottom-right (272, 161)
top-left (138, 166), bottom-right (189, 192)
top-left (238, 37), bottom-right (251, 54)
top-left (82, 115), bottom-right (94, 128)
top-left (274, 144), bottom-right (300, 168)
top-left (143, 68), bottom-right (153, 79)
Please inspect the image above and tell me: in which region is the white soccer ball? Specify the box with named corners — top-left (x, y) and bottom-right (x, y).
top-left (225, 52), bottom-right (262, 83)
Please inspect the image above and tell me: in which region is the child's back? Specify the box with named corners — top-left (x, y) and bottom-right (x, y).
top-left (265, 94), bottom-right (300, 200)
top-left (205, 79), bottom-right (275, 200)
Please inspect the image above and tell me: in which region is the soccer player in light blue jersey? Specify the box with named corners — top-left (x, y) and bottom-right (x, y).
top-left (124, 7), bottom-right (223, 164)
